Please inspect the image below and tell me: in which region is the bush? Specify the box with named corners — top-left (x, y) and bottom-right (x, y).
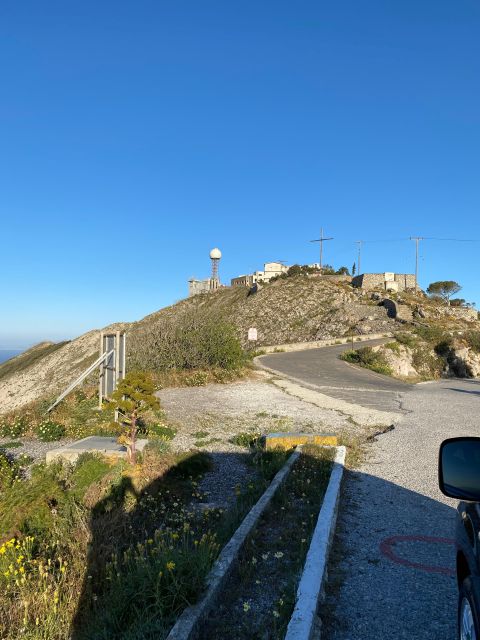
top-left (148, 423), bottom-right (177, 441)
top-left (185, 371), bottom-right (209, 387)
top-left (0, 416), bottom-right (28, 438)
top-left (414, 325), bottom-right (447, 345)
top-left (128, 311), bottom-right (246, 372)
top-left (231, 431), bottom-right (262, 448)
top-left (36, 420), bottom-right (66, 442)
top-left (0, 451), bottom-right (22, 491)
top-left (384, 341), bottom-right (401, 354)
top-left (340, 347), bottom-right (392, 376)
top-left (465, 331), bottom-right (480, 353)
top-left (395, 332), bottom-right (417, 349)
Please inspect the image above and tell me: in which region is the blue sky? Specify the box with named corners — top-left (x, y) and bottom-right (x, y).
top-left (1, 1), bottom-right (480, 348)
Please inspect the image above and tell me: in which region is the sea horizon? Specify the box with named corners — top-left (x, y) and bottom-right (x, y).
top-left (0, 349), bottom-right (23, 364)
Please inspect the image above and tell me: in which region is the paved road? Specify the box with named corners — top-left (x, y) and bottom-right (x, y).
top-left (259, 340), bottom-right (411, 413)
top-left (261, 345), bottom-right (480, 639)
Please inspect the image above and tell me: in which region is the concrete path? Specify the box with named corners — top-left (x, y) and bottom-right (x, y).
top-left (259, 346), bottom-right (480, 639)
top-left (258, 340), bottom-right (411, 413)
top-left (323, 379), bottom-right (480, 639)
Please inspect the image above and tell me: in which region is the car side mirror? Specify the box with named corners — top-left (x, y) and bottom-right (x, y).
top-left (439, 437), bottom-right (480, 501)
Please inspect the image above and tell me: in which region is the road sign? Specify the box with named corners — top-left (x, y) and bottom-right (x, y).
top-left (248, 328), bottom-right (258, 341)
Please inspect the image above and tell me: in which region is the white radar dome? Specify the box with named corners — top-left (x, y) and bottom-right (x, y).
top-left (210, 248), bottom-right (222, 259)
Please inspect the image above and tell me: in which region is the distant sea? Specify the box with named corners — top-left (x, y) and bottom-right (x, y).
top-left (0, 349), bottom-right (22, 364)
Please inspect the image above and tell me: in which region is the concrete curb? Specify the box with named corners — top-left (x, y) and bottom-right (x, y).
top-left (285, 445), bottom-right (347, 640)
top-left (258, 333), bottom-right (392, 355)
top-left (166, 449), bottom-right (302, 640)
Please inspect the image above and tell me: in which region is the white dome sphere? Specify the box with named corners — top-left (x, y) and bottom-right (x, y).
top-left (210, 248), bottom-right (222, 260)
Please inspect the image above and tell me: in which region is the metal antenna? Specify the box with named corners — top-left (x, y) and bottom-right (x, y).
top-left (310, 228), bottom-right (334, 274)
top-left (355, 240), bottom-right (364, 275)
top-left (409, 237), bottom-right (424, 293)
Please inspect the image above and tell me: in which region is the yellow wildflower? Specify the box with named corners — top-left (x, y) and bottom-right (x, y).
top-left (166, 561), bottom-right (175, 571)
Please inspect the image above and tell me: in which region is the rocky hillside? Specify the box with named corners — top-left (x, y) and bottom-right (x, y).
top-left (1, 276), bottom-right (478, 413)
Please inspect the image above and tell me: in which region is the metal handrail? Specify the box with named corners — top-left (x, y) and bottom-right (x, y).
top-left (46, 349), bottom-right (114, 413)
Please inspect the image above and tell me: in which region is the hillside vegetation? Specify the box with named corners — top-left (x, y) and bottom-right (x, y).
top-left (1, 276), bottom-right (478, 413)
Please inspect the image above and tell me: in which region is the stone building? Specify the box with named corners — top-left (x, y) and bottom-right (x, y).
top-left (188, 278), bottom-right (219, 297)
top-left (352, 272), bottom-right (416, 292)
top-left (231, 261), bottom-right (289, 287)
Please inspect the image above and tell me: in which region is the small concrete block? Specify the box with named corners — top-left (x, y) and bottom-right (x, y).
top-left (46, 436), bottom-right (149, 464)
top-left (264, 432), bottom-right (337, 451)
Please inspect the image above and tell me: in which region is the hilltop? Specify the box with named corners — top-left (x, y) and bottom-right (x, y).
top-left (0, 276), bottom-right (478, 413)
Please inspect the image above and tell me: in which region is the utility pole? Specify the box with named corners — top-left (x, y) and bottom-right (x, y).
top-left (310, 228), bottom-right (334, 274)
top-left (355, 240), bottom-right (363, 275)
top-left (410, 236), bottom-right (424, 294)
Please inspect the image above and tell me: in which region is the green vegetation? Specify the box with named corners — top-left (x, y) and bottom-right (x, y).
top-left (270, 263), bottom-right (350, 283)
top-left (128, 310), bottom-right (246, 374)
top-left (200, 445), bottom-right (334, 639)
top-left (0, 416), bottom-right (28, 438)
top-left (107, 371), bottom-right (161, 464)
top-left (185, 371), bottom-right (209, 386)
top-left (0, 434), bottom-right (290, 639)
top-left (394, 331), bottom-right (417, 349)
top-left (148, 423), bottom-right (177, 441)
top-left (36, 419), bottom-right (66, 442)
top-left (340, 346), bottom-right (392, 376)
top-left (465, 331), bottom-right (480, 353)
top-left (426, 280), bottom-right (462, 305)
top-left (384, 341), bottom-right (401, 354)
top-left (230, 431), bottom-right (262, 448)
top-left (0, 441), bottom-right (23, 449)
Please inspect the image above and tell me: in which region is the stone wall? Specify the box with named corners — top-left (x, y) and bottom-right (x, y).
top-left (352, 273), bottom-right (416, 292)
top-left (309, 274), bottom-right (352, 283)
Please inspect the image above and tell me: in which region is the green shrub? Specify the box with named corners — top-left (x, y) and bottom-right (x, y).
top-left (384, 341), bottom-right (401, 354)
top-left (340, 347), bottom-right (392, 376)
top-left (0, 416), bottom-right (28, 438)
top-left (172, 451), bottom-right (212, 478)
top-left (465, 331), bottom-right (480, 353)
top-left (0, 451), bottom-right (22, 491)
top-left (231, 431), bottom-right (262, 448)
top-left (212, 368), bottom-right (241, 383)
top-left (395, 332), bottom-right (417, 348)
top-left (0, 462), bottom-right (69, 537)
top-left (36, 420), bottom-right (66, 442)
top-left (0, 441), bottom-right (23, 449)
top-left (185, 371), bottom-right (209, 387)
top-left (128, 311), bottom-right (246, 372)
top-left (412, 345), bottom-right (444, 378)
top-left (414, 325), bottom-right (447, 345)
top-left (148, 423), bottom-right (177, 441)
top-left (70, 453), bottom-right (113, 501)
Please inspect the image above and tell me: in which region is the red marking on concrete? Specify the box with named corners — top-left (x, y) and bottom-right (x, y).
top-left (380, 535), bottom-right (456, 576)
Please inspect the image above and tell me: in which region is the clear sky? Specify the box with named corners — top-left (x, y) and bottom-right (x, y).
top-left (1, 1), bottom-right (480, 348)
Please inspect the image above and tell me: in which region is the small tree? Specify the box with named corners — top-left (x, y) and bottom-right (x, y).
top-left (352, 262), bottom-right (356, 276)
top-left (287, 264), bottom-right (302, 277)
top-left (427, 281), bottom-right (462, 306)
top-left (107, 371), bottom-right (160, 464)
top-left (336, 266), bottom-right (350, 275)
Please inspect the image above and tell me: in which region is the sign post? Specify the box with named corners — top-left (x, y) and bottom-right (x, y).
top-left (248, 327), bottom-right (258, 346)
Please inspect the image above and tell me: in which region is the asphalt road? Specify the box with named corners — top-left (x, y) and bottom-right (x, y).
top-left (259, 339), bottom-right (410, 413)
top-left (261, 344), bottom-right (480, 639)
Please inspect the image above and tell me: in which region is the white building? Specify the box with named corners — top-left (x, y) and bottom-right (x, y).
top-left (231, 261), bottom-right (289, 287)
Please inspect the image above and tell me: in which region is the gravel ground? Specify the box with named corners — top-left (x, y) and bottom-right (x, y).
top-left (0, 436), bottom-right (76, 463)
top-left (323, 379), bottom-right (480, 640)
top-left (158, 373), bottom-right (353, 446)
top-left (158, 374), bottom-right (358, 509)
